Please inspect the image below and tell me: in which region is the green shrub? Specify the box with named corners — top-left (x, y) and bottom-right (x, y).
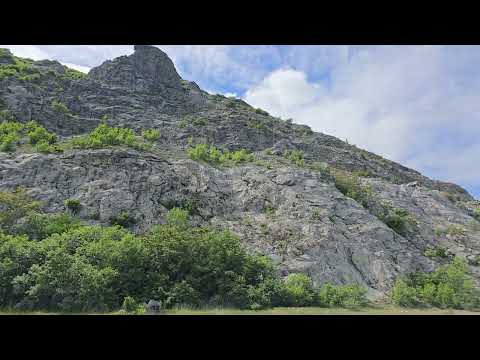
top-left (391, 279), bottom-right (419, 307)
top-left (310, 208), bottom-right (322, 221)
top-left (64, 199), bottom-right (82, 215)
top-left (0, 121), bottom-right (23, 152)
top-left (35, 141), bottom-right (62, 154)
top-left (0, 232), bottom-right (43, 305)
top-left (219, 148), bottom-right (255, 164)
top-left (71, 123), bottom-right (150, 151)
top-left (391, 257), bottom-right (480, 309)
top-left (473, 208), bottom-right (480, 220)
top-left (110, 211), bottom-right (136, 228)
top-left (187, 143), bottom-right (209, 161)
top-left (283, 149), bottom-right (305, 167)
top-left (141, 129), bottom-right (160, 142)
top-left (187, 143), bottom-right (254, 166)
top-left (0, 132), bottom-right (19, 152)
top-left (0, 188), bottom-right (42, 232)
top-left (0, 55), bottom-right (42, 81)
top-left (255, 108), bottom-right (270, 116)
top-left (26, 121), bottom-right (57, 145)
top-left (444, 224), bottom-right (466, 237)
top-left (0, 120), bottom-right (24, 135)
top-left (166, 207), bottom-right (188, 228)
top-left (316, 283), bottom-right (368, 308)
top-left (380, 207), bottom-right (412, 236)
top-left (247, 119), bottom-right (265, 130)
top-left (0, 120), bottom-right (60, 154)
top-left (281, 273), bottom-right (316, 307)
top-left (332, 169), bottom-right (373, 207)
top-left (192, 118), bottom-right (207, 126)
top-left (434, 224), bottom-right (466, 238)
top-left (51, 100), bottom-right (70, 114)
top-left (121, 296), bottom-right (137, 313)
top-left (13, 212), bottom-right (82, 241)
top-left (143, 211), bottom-right (281, 309)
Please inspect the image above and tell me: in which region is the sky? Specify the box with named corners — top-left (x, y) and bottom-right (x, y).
top-left (2, 45), bottom-right (479, 199)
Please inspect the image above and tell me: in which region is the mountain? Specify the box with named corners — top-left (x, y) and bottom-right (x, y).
top-left (1, 45), bottom-right (479, 299)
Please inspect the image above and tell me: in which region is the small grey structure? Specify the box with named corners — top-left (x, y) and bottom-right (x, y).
top-left (145, 300), bottom-right (162, 314)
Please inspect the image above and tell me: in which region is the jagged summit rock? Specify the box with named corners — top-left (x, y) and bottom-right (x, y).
top-left (0, 48), bottom-right (15, 65)
top-left (89, 45), bottom-right (182, 91)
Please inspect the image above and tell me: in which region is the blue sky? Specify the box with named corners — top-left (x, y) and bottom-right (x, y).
top-left (2, 45), bottom-right (479, 199)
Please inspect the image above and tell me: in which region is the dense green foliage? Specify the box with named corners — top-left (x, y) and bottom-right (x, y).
top-left (473, 207), bottom-right (480, 220)
top-left (278, 273), bottom-right (368, 308)
top-left (0, 189), bottom-right (374, 312)
top-left (281, 273), bottom-right (316, 306)
top-left (391, 257), bottom-right (480, 309)
top-left (122, 296), bottom-right (138, 313)
top-left (0, 54), bottom-right (41, 82)
top-left (141, 129), bottom-right (160, 142)
top-left (0, 188), bottom-right (42, 232)
top-left (0, 121), bottom-right (22, 152)
top-left (110, 211), bottom-right (136, 228)
top-left (71, 123), bottom-right (152, 151)
top-left (187, 143), bottom-right (255, 166)
top-left (0, 191), bottom-right (284, 311)
top-left (316, 283), bottom-right (368, 307)
top-left (0, 120), bottom-right (60, 153)
top-left (283, 149), bottom-right (305, 167)
top-left (64, 199), bottom-right (82, 214)
top-left (0, 49), bottom-right (87, 83)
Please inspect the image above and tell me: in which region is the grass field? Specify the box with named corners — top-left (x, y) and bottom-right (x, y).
top-left (2, 305), bottom-right (479, 315)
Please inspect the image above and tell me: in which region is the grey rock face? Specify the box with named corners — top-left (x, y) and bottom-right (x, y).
top-left (89, 45), bottom-right (182, 91)
top-left (2, 149), bottom-right (478, 297)
top-left (1, 46), bottom-right (479, 298)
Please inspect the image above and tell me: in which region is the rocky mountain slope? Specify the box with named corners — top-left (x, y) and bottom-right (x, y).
top-left (1, 45), bottom-right (479, 298)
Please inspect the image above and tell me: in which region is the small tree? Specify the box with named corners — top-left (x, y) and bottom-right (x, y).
top-left (122, 296), bottom-right (137, 313)
top-left (282, 273), bottom-right (315, 307)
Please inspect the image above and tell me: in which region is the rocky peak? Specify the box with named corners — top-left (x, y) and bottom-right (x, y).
top-left (89, 45), bottom-right (182, 91)
top-left (0, 48), bottom-right (15, 65)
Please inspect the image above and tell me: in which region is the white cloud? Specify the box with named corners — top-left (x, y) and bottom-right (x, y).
top-left (60, 62), bottom-right (91, 73)
top-left (0, 45), bottom-right (50, 60)
top-left (244, 46), bottom-right (480, 196)
top-left (1, 45), bottom-right (132, 72)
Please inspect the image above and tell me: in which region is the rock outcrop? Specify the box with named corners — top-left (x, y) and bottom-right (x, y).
top-left (1, 46), bottom-right (479, 298)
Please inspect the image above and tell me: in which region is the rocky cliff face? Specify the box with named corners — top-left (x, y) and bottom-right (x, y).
top-left (1, 46), bottom-right (479, 298)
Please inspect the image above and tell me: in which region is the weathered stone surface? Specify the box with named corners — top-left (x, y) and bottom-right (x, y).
top-left (1, 46), bottom-right (479, 298)
top-left (89, 45), bottom-right (182, 91)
